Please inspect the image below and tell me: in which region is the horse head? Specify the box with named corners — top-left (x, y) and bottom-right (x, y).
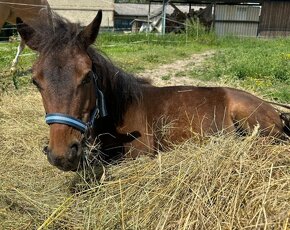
top-left (17, 11), bottom-right (103, 171)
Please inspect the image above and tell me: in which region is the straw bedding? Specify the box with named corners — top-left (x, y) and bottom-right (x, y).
top-left (0, 88), bottom-right (289, 229)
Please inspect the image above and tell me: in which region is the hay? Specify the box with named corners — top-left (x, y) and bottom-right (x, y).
top-left (0, 87), bottom-right (289, 229)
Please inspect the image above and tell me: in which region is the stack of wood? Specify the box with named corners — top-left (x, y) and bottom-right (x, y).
top-left (166, 3), bottom-right (213, 33)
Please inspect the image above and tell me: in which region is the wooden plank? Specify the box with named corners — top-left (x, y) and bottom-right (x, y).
top-left (169, 2), bottom-right (186, 17)
top-left (258, 1), bottom-right (290, 37)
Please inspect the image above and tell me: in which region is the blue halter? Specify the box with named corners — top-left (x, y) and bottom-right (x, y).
top-left (45, 72), bottom-right (107, 134)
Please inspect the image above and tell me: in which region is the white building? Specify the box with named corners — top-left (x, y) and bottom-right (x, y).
top-left (48, 0), bottom-right (114, 28)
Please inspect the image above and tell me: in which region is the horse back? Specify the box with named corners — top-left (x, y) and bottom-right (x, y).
top-left (118, 86), bottom-right (234, 155)
top-left (118, 86), bottom-right (286, 156)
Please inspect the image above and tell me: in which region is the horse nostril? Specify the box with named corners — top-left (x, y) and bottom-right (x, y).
top-left (69, 143), bottom-right (80, 162)
top-left (43, 146), bottom-right (49, 155)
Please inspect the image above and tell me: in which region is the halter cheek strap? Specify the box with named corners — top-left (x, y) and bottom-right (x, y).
top-left (45, 72), bottom-right (107, 134)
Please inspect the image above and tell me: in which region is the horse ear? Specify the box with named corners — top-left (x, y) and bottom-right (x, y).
top-left (16, 17), bottom-right (40, 51)
top-left (78, 10), bottom-right (102, 47)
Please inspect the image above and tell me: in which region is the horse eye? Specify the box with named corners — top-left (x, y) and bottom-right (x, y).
top-left (81, 73), bottom-right (91, 85)
top-left (32, 79), bottom-right (41, 89)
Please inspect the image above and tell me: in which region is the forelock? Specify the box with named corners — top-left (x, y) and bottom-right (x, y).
top-left (33, 13), bottom-right (83, 54)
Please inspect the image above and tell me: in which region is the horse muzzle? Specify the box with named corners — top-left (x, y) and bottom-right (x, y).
top-left (43, 141), bottom-right (82, 171)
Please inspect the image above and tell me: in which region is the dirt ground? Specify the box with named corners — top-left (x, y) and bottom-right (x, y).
top-left (139, 50), bottom-right (215, 86)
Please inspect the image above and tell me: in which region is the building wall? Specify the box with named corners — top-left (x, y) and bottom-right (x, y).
top-left (214, 4), bottom-right (260, 37)
top-left (48, 0), bottom-right (114, 27)
top-left (258, 1), bottom-right (290, 37)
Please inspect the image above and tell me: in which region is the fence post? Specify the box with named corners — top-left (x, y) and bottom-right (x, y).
top-left (186, 20), bottom-right (188, 43)
top-left (197, 18), bottom-right (199, 40)
top-left (161, 0), bottom-right (168, 35)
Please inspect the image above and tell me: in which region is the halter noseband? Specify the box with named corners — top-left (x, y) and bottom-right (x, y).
top-left (45, 72), bottom-right (107, 134)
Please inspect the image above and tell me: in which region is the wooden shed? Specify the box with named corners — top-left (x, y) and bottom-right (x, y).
top-left (114, 3), bottom-right (150, 32)
top-left (152, 0), bottom-right (290, 37)
top-left (149, 0), bottom-right (264, 35)
top-left (48, 0), bottom-right (114, 28)
top-left (114, 3), bottom-right (194, 32)
top-left (258, 1), bottom-right (290, 37)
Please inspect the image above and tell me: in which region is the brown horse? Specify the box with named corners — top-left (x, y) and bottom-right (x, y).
top-left (0, 0), bottom-right (50, 69)
top-left (16, 11), bottom-right (290, 171)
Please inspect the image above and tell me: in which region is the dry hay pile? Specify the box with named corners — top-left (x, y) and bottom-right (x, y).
top-left (0, 89), bottom-right (289, 230)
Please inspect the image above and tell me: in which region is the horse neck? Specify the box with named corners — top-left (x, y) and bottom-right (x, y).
top-left (91, 52), bottom-right (143, 126)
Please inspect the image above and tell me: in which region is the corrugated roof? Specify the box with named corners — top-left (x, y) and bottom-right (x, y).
top-left (48, 0), bottom-right (114, 10)
top-left (115, 3), bottom-right (150, 17)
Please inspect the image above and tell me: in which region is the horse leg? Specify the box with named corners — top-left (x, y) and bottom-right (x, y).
top-left (11, 37), bottom-right (25, 71)
top-left (123, 133), bottom-right (155, 158)
top-left (120, 124), bottom-right (155, 158)
top-left (233, 105), bottom-right (287, 140)
top-left (280, 113), bottom-right (290, 137)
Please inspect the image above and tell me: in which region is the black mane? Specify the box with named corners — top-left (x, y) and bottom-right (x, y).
top-left (87, 47), bottom-right (151, 126)
top-left (34, 14), bottom-right (151, 126)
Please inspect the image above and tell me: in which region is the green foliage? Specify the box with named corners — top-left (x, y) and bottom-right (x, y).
top-left (0, 42), bottom-right (36, 92)
top-left (185, 20), bottom-right (217, 45)
top-left (191, 37), bottom-right (290, 102)
top-left (161, 74), bottom-right (171, 80)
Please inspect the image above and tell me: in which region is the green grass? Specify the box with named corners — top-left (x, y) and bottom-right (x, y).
top-left (190, 37), bottom-right (290, 102)
top-left (96, 33), bottom-right (211, 73)
top-left (0, 33), bottom-right (289, 102)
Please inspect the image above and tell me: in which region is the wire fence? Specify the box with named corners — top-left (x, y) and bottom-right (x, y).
top-left (0, 0), bottom-right (211, 41)
top-left (0, 18), bottom-right (208, 43)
